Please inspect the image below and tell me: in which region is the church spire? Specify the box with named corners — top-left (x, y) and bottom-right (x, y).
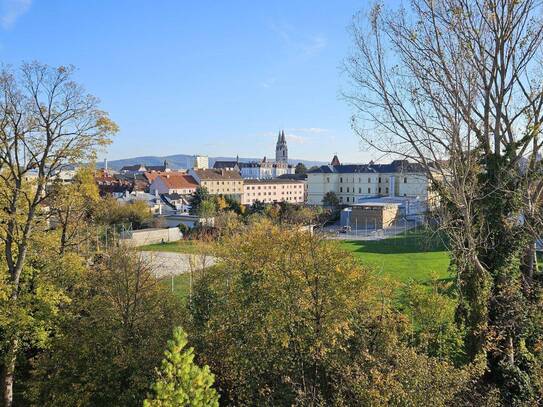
top-left (276, 129), bottom-right (288, 163)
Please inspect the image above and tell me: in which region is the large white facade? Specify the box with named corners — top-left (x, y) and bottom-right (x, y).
top-left (306, 158), bottom-right (431, 206)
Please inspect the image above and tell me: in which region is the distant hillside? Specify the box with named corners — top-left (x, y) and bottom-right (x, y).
top-left (99, 154), bottom-right (327, 171)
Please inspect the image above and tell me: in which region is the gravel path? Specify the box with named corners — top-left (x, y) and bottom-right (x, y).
top-left (139, 251), bottom-right (216, 278)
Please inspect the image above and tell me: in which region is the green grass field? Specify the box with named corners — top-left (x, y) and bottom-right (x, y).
top-left (339, 229), bottom-right (451, 282)
top-left (140, 240), bottom-right (204, 254)
top-left (163, 273), bottom-right (192, 302)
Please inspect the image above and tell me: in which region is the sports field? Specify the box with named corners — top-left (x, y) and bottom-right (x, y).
top-left (339, 228), bottom-right (450, 282)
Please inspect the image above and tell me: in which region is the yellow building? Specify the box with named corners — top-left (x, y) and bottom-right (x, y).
top-left (189, 168), bottom-right (243, 200)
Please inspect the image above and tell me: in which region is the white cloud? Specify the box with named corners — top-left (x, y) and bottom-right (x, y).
top-left (302, 35), bottom-right (327, 56)
top-left (288, 127), bottom-right (329, 134)
top-left (269, 21), bottom-right (327, 57)
top-left (1, 0), bottom-right (31, 29)
top-left (260, 77), bottom-right (277, 89)
top-left (285, 133), bottom-right (307, 144)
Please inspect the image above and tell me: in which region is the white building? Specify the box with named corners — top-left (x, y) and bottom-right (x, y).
top-left (306, 156), bottom-right (431, 206)
top-left (241, 179), bottom-right (305, 205)
top-left (191, 155), bottom-right (209, 170)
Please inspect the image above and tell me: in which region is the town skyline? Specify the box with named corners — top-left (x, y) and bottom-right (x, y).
top-left (0, 0), bottom-right (380, 163)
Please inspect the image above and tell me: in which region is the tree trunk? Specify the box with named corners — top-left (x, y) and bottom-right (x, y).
top-left (2, 338), bottom-right (18, 407)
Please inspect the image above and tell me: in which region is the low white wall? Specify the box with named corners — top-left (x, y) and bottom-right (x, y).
top-left (120, 227), bottom-right (182, 247)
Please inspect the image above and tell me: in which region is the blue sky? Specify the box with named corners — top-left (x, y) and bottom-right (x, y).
top-left (0, 0), bottom-right (377, 163)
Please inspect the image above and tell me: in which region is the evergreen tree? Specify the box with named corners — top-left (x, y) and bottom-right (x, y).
top-left (294, 162), bottom-right (307, 174)
top-left (144, 327), bottom-right (219, 407)
top-left (190, 187), bottom-right (210, 215)
top-left (322, 191), bottom-right (339, 208)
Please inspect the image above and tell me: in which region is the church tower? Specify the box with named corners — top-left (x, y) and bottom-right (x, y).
top-left (275, 130), bottom-right (288, 163)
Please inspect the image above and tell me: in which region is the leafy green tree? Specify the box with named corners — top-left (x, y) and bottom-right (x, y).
top-left (48, 167), bottom-right (100, 254)
top-left (188, 219), bottom-right (470, 405)
top-left (294, 162), bottom-right (307, 174)
top-left (144, 327), bottom-right (219, 407)
top-left (322, 191), bottom-right (339, 208)
top-left (347, 1), bottom-right (543, 403)
top-left (248, 200), bottom-right (267, 215)
top-left (95, 197), bottom-right (152, 229)
top-left (402, 280), bottom-right (465, 362)
top-left (198, 199), bottom-right (217, 219)
top-left (190, 187), bottom-right (210, 215)
top-left (27, 248), bottom-right (183, 406)
top-left (0, 62), bottom-right (116, 406)
top-left (224, 195), bottom-right (245, 215)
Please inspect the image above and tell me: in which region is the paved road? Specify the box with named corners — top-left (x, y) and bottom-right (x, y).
top-left (139, 251), bottom-right (215, 278)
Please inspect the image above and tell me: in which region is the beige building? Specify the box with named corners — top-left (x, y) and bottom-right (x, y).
top-left (350, 203), bottom-right (401, 229)
top-left (306, 156), bottom-right (431, 206)
top-left (242, 179), bottom-right (305, 205)
top-left (189, 168), bottom-right (243, 199)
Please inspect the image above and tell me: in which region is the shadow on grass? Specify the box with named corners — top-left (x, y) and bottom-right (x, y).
top-left (345, 231), bottom-right (447, 255)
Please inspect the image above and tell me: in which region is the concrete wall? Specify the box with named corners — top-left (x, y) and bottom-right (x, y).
top-left (120, 227), bottom-right (182, 247)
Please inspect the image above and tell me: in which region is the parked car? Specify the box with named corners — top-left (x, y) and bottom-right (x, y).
top-left (339, 225), bottom-right (352, 234)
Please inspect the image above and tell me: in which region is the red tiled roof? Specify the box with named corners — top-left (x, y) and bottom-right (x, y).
top-left (159, 174), bottom-right (198, 190)
top-left (144, 170), bottom-right (187, 183)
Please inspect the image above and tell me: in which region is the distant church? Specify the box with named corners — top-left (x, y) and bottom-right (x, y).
top-left (213, 129), bottom-right (294, 179)
top-left (275, 130), bottom-right (288, 163)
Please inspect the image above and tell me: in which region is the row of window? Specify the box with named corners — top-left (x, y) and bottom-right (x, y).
top-left (330, 177), bottom-right (409, 184)
top-left (247, 190), bottom-right (303, 197)
top-left (339, 186), bottom-right (389, 194)
top-left (246, 184), bottom-right (303, 190)
top-left (247, 196), bottom-right (302, 204)
top-left (202, 180), bottom-right (243, 186)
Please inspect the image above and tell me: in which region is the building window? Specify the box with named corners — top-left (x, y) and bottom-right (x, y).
top-left (359, 188), bottom-right (361, 193)
top-left (378, 177), bottom-right (382, 183)
top-left (326, 177), bottom-right (330, 183)
top-left (368, 187), bottom-right (371, 193)
top-left (339, 196), bottom-right (343, 202)
top-left (404, 177), bottom-right (407, 183)
top-left (340, 187), bottom-right (343, 192)
top-left (346, 187), bottom-right (350, 193)
top-left (386, 187), bottom-right (389, 194)
top-left (340, 177), bottom-right (343, 183)
top-left (346, 197), bottom-right (350, 202)
top-left (378, 187), bottom-right (382, 193)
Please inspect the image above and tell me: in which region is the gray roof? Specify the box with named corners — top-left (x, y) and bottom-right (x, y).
top-left (213, 161), bottom-right (239, 169)
top-left (307, 160), bottom-right (425, 174)
top-left (276, 173), bottom-right (307, 181)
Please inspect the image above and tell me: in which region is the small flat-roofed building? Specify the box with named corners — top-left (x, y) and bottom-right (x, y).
top-left (350, 202), bottom-right (401, 229)
top-left (241, 178), bottom-right (305, 205)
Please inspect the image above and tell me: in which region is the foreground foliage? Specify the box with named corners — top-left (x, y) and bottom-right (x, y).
top-left (144, 327), bottom-right (219, 407)
top-left (27, 249), bottom-right (182, 406)
top-left (187, 220), bottom-right (473, 405)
